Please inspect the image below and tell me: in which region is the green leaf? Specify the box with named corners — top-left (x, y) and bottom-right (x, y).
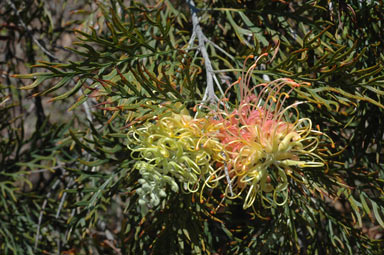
top-left (50, 79), bottom-right (84, 102)
top-left (359, 193), bottom-right (372, 217)
top-left (20, 76), bottom-right (51, 90)
top-left (68, 95), bottom-right (88, 111)
top-left (225, 10), bottom-right (253, 48)
top-left (372, 200), bottom-right (384, 228)
top-left (78, 159), bottom-right (109, 167)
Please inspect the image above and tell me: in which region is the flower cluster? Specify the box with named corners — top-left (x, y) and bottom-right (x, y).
top-left (127, 111), bottom-right (225, 213)
top-left (206, 79), bottom-right (326, 209)
top-left (128, 56), bottom-right (332, 212)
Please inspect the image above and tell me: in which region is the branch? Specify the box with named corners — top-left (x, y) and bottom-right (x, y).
top-left (187, 0), bottom-right (225, 104)
top-left (34, 179), bottom-right (61, 250)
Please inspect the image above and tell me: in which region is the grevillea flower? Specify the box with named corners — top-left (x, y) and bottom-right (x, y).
top-left (204, 54), bottom-right (333, 209)
top-left (127, 110), bottom-right (224, 213)
top-left (127, 55), bottom-right (333, 214)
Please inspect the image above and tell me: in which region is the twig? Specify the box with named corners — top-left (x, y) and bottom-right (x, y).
top-left (82, 79), bottom-right (95, 123)
top-left (5, 0), bottom-right (59, 61)
top-left (184, 30), bottom-right (197, 51)
top-left (27, 164), bottom-right (63, 174)
top-left (212, 73), bottom-right (226, 98)
top-left (187, 0), bottom-right (225, 104)
top-left (56, 178), bottom-right (75, 218)
top-left (221, 152), bottom-right (233, 196)
top-left (79, 82), bottom-right (100, 174)
top-left (204, 36), bottom-right (235, 62)
top-left (34, 179), bottom-right (61, 250)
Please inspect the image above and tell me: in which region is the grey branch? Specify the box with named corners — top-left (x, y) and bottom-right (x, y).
top-left (187, 0), bottom-right (225, 104)
top-left (34, 179), bottom-right (61, 250)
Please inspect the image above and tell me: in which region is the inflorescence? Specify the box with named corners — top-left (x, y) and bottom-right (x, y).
top-left (127, 55), bottom-right (333, 214)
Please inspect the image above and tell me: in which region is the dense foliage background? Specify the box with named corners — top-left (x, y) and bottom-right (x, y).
top-left (1, 0), bottom-right (384, 254)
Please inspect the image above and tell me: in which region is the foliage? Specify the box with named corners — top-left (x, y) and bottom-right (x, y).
top-left (1, 0), bottom-right (384, 254)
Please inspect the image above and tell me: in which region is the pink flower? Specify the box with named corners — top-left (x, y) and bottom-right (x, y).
top-left (204, 55), bottom-right (329, 209)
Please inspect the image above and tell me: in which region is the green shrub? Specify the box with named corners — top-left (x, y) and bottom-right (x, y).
top-left (2, 0), bottom-right (384, 254)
